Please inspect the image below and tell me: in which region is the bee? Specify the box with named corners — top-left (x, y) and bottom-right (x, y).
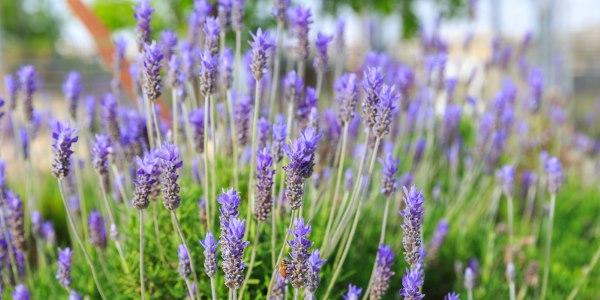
top-left (277, 259), bottom-right (290, 278)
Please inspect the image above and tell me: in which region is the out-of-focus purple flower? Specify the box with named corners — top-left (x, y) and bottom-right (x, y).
top-left (89, 210), bottom-right (107, 250)
top-left (255, 147), bottom-right (275, 221)
top-left (134, 0), bottom-right (154, 49)
top-left (19, 127), bottom-right (29, 160)
top-left (218, 189), bottom-right (241, 243)
top-left (334, 18), bottom-right (346, 53)
top-left (56, 247), bottom-right (73, 288)
top-left (398, 172), bottom-right (414, 190)
top-left (12, 284), bottom-right (30, 300)
top-left (399, 267), bottom-right (425, 300)
top-left (218, 0), bottom-right (233, 31)
top-left (188, 0), bottom-right (212, 45)
top-left (401, 186), bottom-right (425, 269)
top-left (343, 284), bottom-right (362, 300)
top-left (521, 170), bottom-right (537, 195)
top-left (41, 221), bottom-right (56, 245)
top-left (18, 65), bottom-right (37, 122)
top-left (335, 73), bottom-right (359, 125)
top-left (306, 249), bottom-right (326, 292)
top-left (199, 49), bottom-right (218, 96)
top-left (412, 138), bottom-right (426, 167)
top-left (273, 0), bottom-right (290, 23)
top-left (283, 127), bottom-right (321, 210)
top-left (7, 191), bottom-right (25, 252)
top-left (160, 30), bottom-right (178, 63)
top-left (101, 93), bottom-right (121, 143)
top-left (527, 68), bottom-right (544, 113)
top-left (272, 114), bottom-right (287, 162)
top-left (544, 156), bottom-right (563, 194)
top-left (370, 244), bottom-right (395, 300)
top-left (63, 71), bottom-right (83, 119)
top-left (464, 267), bottom-right (475, 291)
top-left (314, 32), bottom-right (333, 73)
top-left (250, 28), bottom-right (274, 81)
top-left (374, 84), bottom-right (398, 138)
top-left (188, 108), bottom-right (205, 153)
top-left (362, 67), bottom-right (384, 130)
top-left (221, 217), bottom-right (248, 290)
top-left (271, 273), bottom-right (287, 299)
top-left (142, 41), bottom-right (164, 101)
top-left (496, 165), bottom-right (515, 197)
top-left (232, 0), bottom-right (244, 32)
top-left (204, 16), bottom-right (221, 55)
top-left (4, 74), bottom-right (18, 111)
top-left (167, 55), bottom-right (187, 100)
top-left (442, 104), bottom-right (462, 147)
top-left (427, 219), bottom-right (449, 260)
top-left (69, 291), bottom-right (83, 300)
top-left (284, 70), bottom-right (304, 105)
top-left (51, 121), bottom-right (79, 179)
top-left (156, 143), bottom-right (183, 210)
top-left (113, 36), bottom-right (127, 71)
top-left (200, 231), bottom-right (218, 277)
top-left (220, 48), bottom-right (234, 90)
top-left (380, 153), bottom-right (399, 197)
top-left (288, 5), bottom-right (312, 61)
top-left (444, 292), bottom-right (460, 300)
top-left (287, 217), bottom-right (312, 288)
top-left (84, 96), bottom-right (98, 131)
top-left (133, 151), bottom-right (160, 209)
top-left (234, 93), bottom-right (252, 146)
top-left (91, 134), bottom-right (113, 191)
top-left (296, 87), bottom-right (317, 126)
top-left (178, 244), bottom-right (192, 279)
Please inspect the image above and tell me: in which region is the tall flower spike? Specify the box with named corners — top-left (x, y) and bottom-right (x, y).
top-left (204, 16), bottom-right (221, 54)
top-left (306, 249), bottom-right (326, 293)
top-left (156, 143), bottom-right (183, 210)
top-left (188, 108), bottom-right (206, 153)
top-left (142, 41), bottom-right (164, 101)
top-left (370, 244), bottom-right (395, 300)
top-left (544, 156), bottom-right (563, 194)
top-left (4, 74), bottom-right (19, 111)
top-left (273, 0), bottom-right (290, 24)
top-left (362, 67), bottom-right (384, 129)
top-left (160, 30), bottom-right (178, 63)
top-left (250, 28), bottom-right (275, 81)
top-left (496, 165), bottom-right (515, 197)
top-left (284, 70), bottom-right (304, 106)
top-left (427, 219), bottom-right (449, 260)
top-left (231, 0), bottom-right (244, 32)
top-left (288, 5), bottom-right (312, 61)
top-left (464, 267), bottom-right (475, 291)
top-left (218, 189), bottom-right (242, 243)
top-left (63, 71), bottom-right (83, 120)
top-left (257, 117), bottom-right (270, 149)
top-left (199, 49), bottom-right (218, 96)
top-left (18, 65), bottom-right (37, 122)
top-left (271, 273), bottom-right (287, 299)
top-left (272, 114), bottom-right (287, 162)
top-left (380, 153), bottom-right (399, 197)
top-left (335, 73), bottom-right (359, 125)
top-left (7, 191), bottom-right (26, 252)
top-left (234, 94), bottom-right (252, 146)
top-left (399, 267), bottom-right (425, 300)
top-left (134, 0), bottom-right (154, 50)
top-left (283, 127), bottom-right (321, 210)
top-left (221, 217), bottom-right (249, 290)
top-left (218, 0), bottom-right (232, 32)
top-left (200, 232), bottom-right (218, 277)
top-left (343, 284), bottom-right (362, 300)
top-left (51, 121), bottom-right (79, 179)
top-left (12, 284), bottom-right (30, 300)
top-left (374, 84), bottom-right (398, 138)
top-left (444, 292), bottom-right (460, 300)
top-left (220, 48), bottom-right (234, 90)
top-left (401, 186), bottom-right (425, 269)
top-left (287, 218), bottom-right (312, 288)
top-left (91, 134), bottom-right (113, 192)
top-left (89, 210), bottom-right (107, 250)
top-left (56, 247), bottom-right (73, 288)
top-left (254, 147), bottom-right (275, 221)
top-left (178, 244), bottom-right (192, 279)
top-left (313, 32), bottom-right (333, 73)
top-left (101, 93), bottom-right (120, 142)
top-left (132, 151), bottom-right (160, 209)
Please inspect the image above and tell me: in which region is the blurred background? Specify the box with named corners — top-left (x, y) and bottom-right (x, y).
top-left (1, 0), bottom-right (599, 135)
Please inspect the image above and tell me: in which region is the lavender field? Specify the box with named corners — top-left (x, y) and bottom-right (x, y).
top-left (1, 0), bottom-right (600, 299)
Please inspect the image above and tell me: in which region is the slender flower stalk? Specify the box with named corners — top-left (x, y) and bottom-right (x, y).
top-left (200, 232), bottom-right (218, 300)
top-left (63, 71), bottom-right (83, 121)
top-left (56, 247), bottom-right (72, 289)
top-left (313, 32), bottom-right (332, 96)
top-left (497, 164), bottom-right (515, 260)
top-left (541, 156), bottom-right (563, 300)
top-left (18, 65), bottom-right (37, 122)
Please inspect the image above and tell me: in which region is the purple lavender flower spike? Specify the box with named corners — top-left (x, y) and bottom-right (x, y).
top-left (362, 67), bottom-right (384, 130)
top-left (234, 93), bottom-right (252, 146)
top-left (544, 156), bottom-right (563, 194)
top-left (204, 16), bottom-right (221, 55)
top-left (199, 49), bottom-right (218, 96)
top-left (200, 231), bottom-right (218, 277)
top-left (134, 0), bottom-right (154, 49)
top-left (288, 5), bottom-right (312, 61)
top-left (41, 221), bottom-right (56, 245)
top-left (521, 170), bottom-right (537, 195)
top-left (444, 292), bottom-right (460, 300)
top-left (63, 71), bottom-right (83, 119)
top-left (343, 284), bottom-right (362, 300)
top-left (19, 127), bottom-right (29, 160)
top-left (314, 32), bottom-right (333, 73)
top-left (231, 0), bottom-right (244, 32)
top-left (413, 138), bottom-right (426, 167)
top-left (189, 108), bottom-right (206, 153)
top-left (284, 70), bottom-right (304, 105)
top-left (374, 84), bottom-right (398, 138)
top-left (18, 65), bottom-right (37, 122)
top-left (4, 74), bottom-right (19, 111)
top-left (370, 244), bottom-right (395, 300)
top-left (496, 165), bottom-right (515, 197)
top-left (528, 68), bottom-right (543, 113)
top-left (89, 210), bottom-right (107, 250)
top-left (142, 41), bottom-right (164, 101)
top-left (335, 73), bottom-right (359, 125)
top-left (335, 18), bottom-right (346, 53)
top-left (442, 104), bottom-right (462, 147)
top-left (168, 55), bottom-right (186, 100)
top-left (12, 284), bottom-right (30, 300)
top-left (56, 247), bottom-right (73, 288)
top-left (160, 30), bottom-right (178, 64)
top-left (69, 291), bottom-right (83, 300)
top-left (271, 273), bottom-right (287, 299)
top-left (178, 244), bottom-right (192, 279)
top-left (188, 0), bottom-right (212, 45)
top-left (272, 114), bottom-right (287, 162)
top-left (51, 121), bottom-right (79, 179)
top-left (399, 267), bottom-right (425, 300)
top-left (464, 267), bottom-right (475, 291)
top-left (220, 48), bottom-right (234, 90)
top-left (218, 189), bottom-right (242, 241)
top-left (257, 117), bottom-right (270, 149)
top-left (218, 0), bottom-right (233, 32)
top-left (113, 36), bottom-right (127, 71)
top-left (283, 127), bottom-right (321, 210)
top-left (401, 186), bottom-right (425, 269)
top-left (91, 134), bottom-right (113, 192)
top-left (306, 249), bottom-right (326, 293)
top-left (221, 217), bottom-right (249, 290)
top-left (427, 219), bottom-right (449, 260)
top-left (0, 160), bottom-right (5, 192)
top-left (250, 28), bottom-right (275, 81)
top-left (296, 86), bottom-right (317, 125)
top-left (156, 143), bottom-right (183, 210)
top-left (255, 148), bottom-right (275, 221)
top-left (101, 94), bottom-right (120, 143)
top-left (84, 96), bottom-right (98, 131)
top-left (273, 0), bottom-right (290, 24)
top-left (381, 153), bottom-right (399, 197)
top-left (7, 191), bottom-right (26, 251)
top-left (133, 151), bottom-right (160, 209)
top-left (287, 217), bottom-right (312, 288)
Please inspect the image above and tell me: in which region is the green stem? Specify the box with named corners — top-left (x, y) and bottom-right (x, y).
top-left (210, 277), bottom-right (218, 300)
top-left (172, 89), bottom-right (179, 145)
top-left (268, 21), bottom-right (284, 121)
top-left (226, 90), bottom-right (240, 190)
top-left (171, 211), bottom-right (200, 299)
top-left (239, 224), bottom-right (261, 298)
top-left (322, 124), bottom-right (349, 245)
top-left (567, 240), bottom-right (600, 300)
top-left (99, 182), bottom-right (130, 273)
top-left (139, 210), bottom-right (145, 300)
top-left (203, 94), bottom-right (212, 231)
top-left (540, 193), bottom-right (556, 300)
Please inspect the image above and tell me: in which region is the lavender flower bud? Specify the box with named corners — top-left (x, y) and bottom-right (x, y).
top-left (314, 32), bottom-right (333, 73)
top-left (250, 28), bottom-right (275, 81)
top-left (289, 6), bottom-right (312, 61)
top-left (4, 74), bottom-right (18, 111)
top-left (427, 219), bottom-right (449, 260)
top-left (306, 249), bottom-right (326, 292)
top-left (200, 232), bottom-right (218, 277)
top-left (444, 292), bottom-right (460, 300)
top-left (544, 156), bottom-right (563, 194)
top-left (41, 221), bottom-right (56, 245)
top-left (234, 94), bottom-right (252, 146)
top-left (69, 291), bottom-right (83, 300)
top-left (273, 0), bottom-right (290, 24)
top-left (344, 284), bottom-right (362, 300)
top-left (156, 143), bottom-right (183, 210)
top-left (178, 244), bottom-right (192, 279)
top-left (218, 189), bottom-right (241, 244)
top-left (142, 41), bottom-right (164, 101)
top-left (113, 36), bottom-right (127, 75)
top-left (51, 121), bottom-right (79, 179)
top-left (19, 127), bottom-right (29, 160)
top-left (401, 186), bottom-right (425, 269)
top-left (362, 67), bottom-right (384, 129)
top-left (287, 218), bottom-right (312, 288)
top-left (102, 93), bottom-right (121, 142)
top-left (271, 114), bottom-right (287, 162)
top-left (284, 70), bottom-right (304, 105)
top-left (18, 65), bottom-right (37, 122)
top-left (91, 134), bottom-right (113, 191)
top-left (255, 148), bottom-right (275, 221)
top-left (133, 151), bottom-right (160, 209)
top-left (399, 267), bottom-right (425, 300)
top-left (283, 127), bottom-right (321, 210)
top-left (257, 117), bottom-right (270, 149)
top-left (56, 247), bottom-right (73, 288)
top-left (203, 16), bottom-right (221, 55)
top-left (335, 73), bottom-right (359, 125)
top-left (134, 0), bottom-right (154, 50)
top-left (232, 0), bottom-right (244, 32)
top-left (160, 30), bottom-right (178, 63)
top-left (188, 0), bottom-right (212, 45)
top-left (222, 217), bottom-right (249, 290)
top-left (413, 138), bottom-right (426, 167)
top-left (199, 49), bottom-right (218, 96)
top-left (89, 210), bottom-right (107, 249)
top-left (296, 87), bottom-right (317, 126)
top-left (189, 108), bottom-right (206, 153)
top-left (370, 244), bottom-right (395, 300)
top-left (271, 273), bottom-right (287, 299)
top-left (442, 104), bottom-right (462, 147)
top-left (7, 191), bottom-right (26, 251)
top-left (496, 165), bottom-right (515, 197)
top-left (63, 71), bottom-right (83, 120)
top-left (527, 68), bottom-right (543, 113)
top-left (464, 267), bottom-right (475, 291)
top-left (84, 96), bottom-right (98, 132)
top-left (12, 284), bottom-right (30, 300)
top-left (220, 48), bottom-right (234, 90)
top-left (218, 0), bottom-right (232, 32)
top-left (380, 153), bottom-right (399, 197)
